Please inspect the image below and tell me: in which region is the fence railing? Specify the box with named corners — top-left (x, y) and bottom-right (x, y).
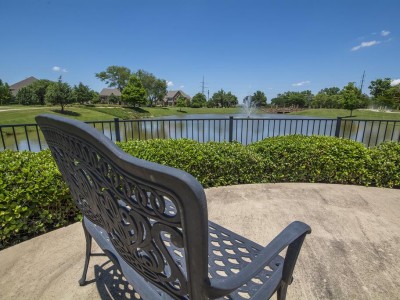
top-left (1, 116), bottom-right (400, 151)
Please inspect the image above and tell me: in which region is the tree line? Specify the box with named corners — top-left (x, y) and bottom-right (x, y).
top-left (270, 79), bottom-right (400, 115)
top-left (1, 66), bottom-right (399, 114)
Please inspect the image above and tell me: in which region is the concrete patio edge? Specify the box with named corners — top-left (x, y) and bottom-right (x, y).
top-left (1, 183), bottom-right (399, 299)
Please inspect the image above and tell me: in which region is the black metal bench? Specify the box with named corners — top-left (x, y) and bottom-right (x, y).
top-left (36, 114), bottom-right (311, 300)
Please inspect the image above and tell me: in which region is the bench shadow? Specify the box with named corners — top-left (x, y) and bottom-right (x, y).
top-left (94, 260), bottom-right (142, 300)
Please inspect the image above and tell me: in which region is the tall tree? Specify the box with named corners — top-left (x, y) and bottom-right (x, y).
top-left (252, 91), bottom-right (267, 107)
top-left (91, 91), bottom-right (100, 104)
top-left (389, 84), bottom-right (400, 110)
top-left (72, 82), bottom-right (93, 104)
top-left (318, 87), bottom-right (340, 96)
top-left (29, 80), bottom-right (52, 105)
top-left (191, 93), bottom-right (207, 108)
top-left (45, 77), bottom-right (74, 113)
top-left (0, 79), bottom-right (13, 105)
top-left (135, 69), bottom-right (167, 106)
top-left (175, 96), bottom-right (188, 111)
top-left (271, 91), bottom-right (313, 108)
top-left (16, 86), bottom-right (39, 105)
top-left (369, 78), bottom-right (392, 99)
top-left (340, 82), bottom-right (362, 116)
top-left (95, 66), bottom-right (131, 92)
top-left (312, 87), bottom-right (341, 108)
top-left (121, 75), bottom-right (147, 107)
top-left (376, 83), bottom-right (400, 109)
top-left (225, 92), bottom-right (238, 107)
top-left (209, 90), bottom-right (238, 107)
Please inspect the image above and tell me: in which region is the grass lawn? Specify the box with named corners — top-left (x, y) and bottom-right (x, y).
top-left (0, 105), bottom-right (243, 125)
top-left (290, 108), bottom-right (400, 120)
top-left (0, 106), bottom-right (115, 125)
top-left (2, 106), bottom-right (400, 126)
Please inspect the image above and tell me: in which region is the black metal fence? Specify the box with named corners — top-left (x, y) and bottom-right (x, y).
top-left (1, 116), bottom-right (400, 151)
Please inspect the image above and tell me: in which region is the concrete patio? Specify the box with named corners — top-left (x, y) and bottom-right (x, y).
top-left (1, 183), bottom-right (399, 299)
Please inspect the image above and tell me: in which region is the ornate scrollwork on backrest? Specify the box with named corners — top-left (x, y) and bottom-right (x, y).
top-left (37, 117), bottom-right (203, 298)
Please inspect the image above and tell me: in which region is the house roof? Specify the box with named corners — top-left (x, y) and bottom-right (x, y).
top-left (165, 90), bottom-right (191, 100)
top-left (99, 88), bottom-right (121, 97)
top-left (9, 76), bottom-right (38, 95)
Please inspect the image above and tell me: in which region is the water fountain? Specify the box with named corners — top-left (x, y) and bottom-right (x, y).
top-left (242, 95), bottom-right (256, 117)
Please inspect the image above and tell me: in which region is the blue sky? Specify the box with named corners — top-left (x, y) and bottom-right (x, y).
top-left (1, 0), bottom-right (399, 102)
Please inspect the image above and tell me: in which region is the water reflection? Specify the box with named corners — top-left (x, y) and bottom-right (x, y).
top-left (1, 114), bottom-right (399, 151)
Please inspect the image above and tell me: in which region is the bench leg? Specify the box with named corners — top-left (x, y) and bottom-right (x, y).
top-left (79, 219), bottom-right (92, 286)
top-left (277, 282), bottom-right (288, 300)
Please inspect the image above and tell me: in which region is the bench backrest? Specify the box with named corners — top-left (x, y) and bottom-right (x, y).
top-left (36, 114), bottom-right (209, 299)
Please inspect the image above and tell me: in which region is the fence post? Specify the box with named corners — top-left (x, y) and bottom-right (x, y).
top-left (228, 116), bottom-right (234, 142)
top-left (334, 117), bottom-right (342, 137)
top-left (114, 118), bottom-right (121, 142)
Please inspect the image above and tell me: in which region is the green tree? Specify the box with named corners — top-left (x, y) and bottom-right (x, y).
top-left (191, 93), bottom-right (207, 108)
top-left (95, 66), bottom-right (131, 92)
top-left (369, 78), bottom-right (392, 99)
top-left (175, 96), bottom-right (187, 111)
top-left (72, 82), bottom-right (93, 104)
top-left (209, 89), bottom-right (238, 107)
top-left (91, 91), bottom-right (100, 104)
top-left (271, 91), bottom-right (313, 108)
top-left (389, 84), bottom-right (400, 110)
top-left (376, 83), bottom-right (400, 109)
top-left (340, 82), bottom-right (363, 116)
top-left (29, 80), bottom-right (52, 105)
top-left (45, 77), bottom-right (74, 113)
top-left (0, 80), bottom-right (13, 105)
top-left (108, 93), bottom-right (120, 104)
top-left (225, 92), bottom-right (238, 107)
top-left (318, 87), bottom-right (340, 96)
top-left (16, 86), bottom-right (40, 105)
top-left (252, 91), bottom-right (267, 107)
top-left (135, 69), bottom-right (167, 106)
top-left (312, 87), bottom-right (341, 108)
top-left (121, 75), bottom-right (147, 107)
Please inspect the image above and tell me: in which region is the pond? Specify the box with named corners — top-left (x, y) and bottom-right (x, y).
top-left (1, 114), bottom-right (399, 151)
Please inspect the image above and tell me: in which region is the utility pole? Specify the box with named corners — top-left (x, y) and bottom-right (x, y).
top-left (360, 70), bottom-right (366, 93)
top-left (200, 76), bottom-right (208, 95)
top-left (207, 89), bottom-right (210, 100)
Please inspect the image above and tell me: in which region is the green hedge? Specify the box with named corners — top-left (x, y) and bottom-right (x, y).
top-left (248, 135), bottom-right (372, 185)
top-left (0, 150), bottom-right (79, 249)
top-left (117, 139), bottom-right (264, 188)
top-left (1, 136), bottom-right (399, 248)
top-left (368, 142), bottom-right (400, 188)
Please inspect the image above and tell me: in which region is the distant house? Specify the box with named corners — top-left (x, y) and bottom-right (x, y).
top-left (99, 88), bottom-right (121, 103)
top-left (163, 90), bottom-right (191, 106)
top-left (9, 76), bottom-right (38, 96)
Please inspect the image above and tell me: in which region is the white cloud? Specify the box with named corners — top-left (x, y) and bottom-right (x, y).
top-left (167, 80), bottom-right (174, 87)
top-left (179, 85), bottom-right (184, 89)
top-left (381, 30), bottom-right (390, 37)
top-left (351, 40), bottom-right (380, 51)
top-left (292, 81), bottom-right (310, 87)
top-left (52, 66), bottom-right (67, 72)
top-left (391, 79), bottom-right (400, 86)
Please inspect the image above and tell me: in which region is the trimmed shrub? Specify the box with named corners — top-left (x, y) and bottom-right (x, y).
top-left (0, 150), bottom-right (78, 249)
top-left (1, 136), bottom-right (399, 248)
top-left (248, 135), bottom-right (372, 185)
top-left (369, 142), bottom-right (400, 188)
top-left (117, 139), bottom-right (264, 188)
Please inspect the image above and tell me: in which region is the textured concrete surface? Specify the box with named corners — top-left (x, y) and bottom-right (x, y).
top-left (0, 183), bottom-right (399, 300)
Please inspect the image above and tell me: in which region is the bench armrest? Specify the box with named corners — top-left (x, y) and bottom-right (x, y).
top-left (207, 221), bottom-right (311, 298)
